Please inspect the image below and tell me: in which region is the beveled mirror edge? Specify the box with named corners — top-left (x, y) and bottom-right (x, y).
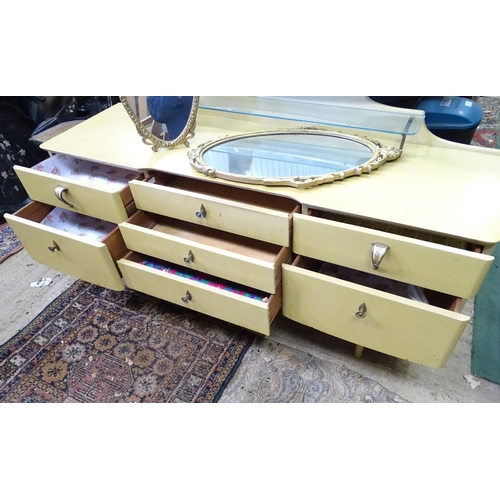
top-left (188, 127), bottom-right (402, 189)
top-left (119, 96), bottom-right (200, 151)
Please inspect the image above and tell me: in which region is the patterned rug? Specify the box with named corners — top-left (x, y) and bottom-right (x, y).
top-left (217, 335), bottom-right (408, 403)
top-left (0, 280), bottom-right (252, 403)
top-left (0, 222), bottom-right (23, 264)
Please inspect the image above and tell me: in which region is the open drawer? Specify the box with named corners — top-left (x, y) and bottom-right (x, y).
top-left (119, 210), bottom-right (291, 294)
top-left (14, 154), bottom-right (143, 223)
top-left (293, 212), bottom-right (493, 299)
top-left (5, 202), bottom-right (127, 291)
top-left (282, 256), bottom-right (470, 368)
top-left (128, 173), bottom-right (299, 246)
top-left (117, 251), bottom-right (282, 336)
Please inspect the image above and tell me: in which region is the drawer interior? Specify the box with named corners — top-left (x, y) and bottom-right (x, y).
top-left (40, 206), bottom-right (116, 241)
top-left (294, 255), bottom-right (463, 313)
top-left (20, 154), bottom-right (145, 208)
top-left (126, 210), bottom-right (288, 264)
top-left (151, 172), bottom-right (300, 214)
top-left (30, 154), bottom-right (143, 188)
top-left (14, 201), bottom-right (127, 261)
top-left (120, 251), bottom-right (282, 335)
top-left (310, 209), bottom-right (484, 253)
top-left (124, 251), bottom-right (273, 304)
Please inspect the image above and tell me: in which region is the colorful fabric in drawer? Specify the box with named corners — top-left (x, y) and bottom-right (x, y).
top-left (140, 258), bottom-right (270, 302)
top-left (40, 207), bottom-right (116, 242)
top-left (33, 154), bottom-right (139, 189)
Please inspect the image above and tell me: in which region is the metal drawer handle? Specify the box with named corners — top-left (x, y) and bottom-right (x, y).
top-left (54, 185), bottom-right (73, 208)
top-left (356, 303), bottom-right (367, 319)
top-left (48, 240), bottom-right (60, 252)
top-left (183, 250), bottom-right (195, 263)
top-left (371, 242), bottom-right (390, 270)
top-left (195, 204), bottom-right (206, 219)
top-left (181, 290), bottom-right (192, 303)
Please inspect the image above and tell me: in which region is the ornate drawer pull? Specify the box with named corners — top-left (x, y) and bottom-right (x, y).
top-left (181, 290), bottom-right (192, 303)
top-left (48, 240), bottom-right (60, 252)
top-left (54, 185), bottom-right (73, 208)
top-left (183, 250), bottom-right (195, 263)
top-left (371, 242), bottom-right (390, 270)
top-left (195, 204), bottom-right (206, 219)
top-left (356, 303), bottom-right (367, 319)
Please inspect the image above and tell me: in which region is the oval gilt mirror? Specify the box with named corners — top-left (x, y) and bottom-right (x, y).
top-left (120, 96), bottom-right (199, 151)
top-left (188, 127), bottom-right (401, 188)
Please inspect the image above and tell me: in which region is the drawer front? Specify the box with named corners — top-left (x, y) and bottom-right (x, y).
top-left (119, 220), bottom-right (289, 294)
top-left (117, 256), bottom-right (281, 336)
top-left (129, 180), bottom-right (293, 246)
top-left (5, 204), bottom-right (125, 291)
top-left (282, 261), bottom-right (470, 368)
top-left (293, 213), bottom-right (493, 298)
top-left (15, 165), bottom-right (135, 224)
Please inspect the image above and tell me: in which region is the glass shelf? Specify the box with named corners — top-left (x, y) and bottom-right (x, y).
top-left (199, 96), bottom-right (425, 136)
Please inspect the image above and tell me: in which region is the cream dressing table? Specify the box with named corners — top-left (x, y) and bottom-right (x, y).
top-left (6, 97), bottom-right (500, 368)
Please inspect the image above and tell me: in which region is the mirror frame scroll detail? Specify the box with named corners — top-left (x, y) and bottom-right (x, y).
top-left (119, 96), bottom-right (200, 151)
top-left (188, 127), bottom-right (402, 189)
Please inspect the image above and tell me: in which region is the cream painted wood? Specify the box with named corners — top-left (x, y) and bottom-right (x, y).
top-left (14, 166), bottom-right (137, 224)
top-left (29, 102), bottom-right (500, 367)
top-left (41, 104), bottom-right (500, 245)
top-left (129, 179), bottom-right (295, 246)
top-left (117, 256), bottom-right (279, 336)
top-left (5, 204), bottom-right (125, 291)
top-left (119, 214), bottom-right (289, 294)
top-left (293, 213), bottom-right (493, 298)
top-left (282, 262), bottom-right (470, 368)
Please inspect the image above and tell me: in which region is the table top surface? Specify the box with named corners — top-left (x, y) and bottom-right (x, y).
top-left (41, 103), bottom-right (500, 245)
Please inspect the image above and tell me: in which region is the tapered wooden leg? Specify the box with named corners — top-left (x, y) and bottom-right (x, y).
top-left (354, 345), bottom-right (364, 358)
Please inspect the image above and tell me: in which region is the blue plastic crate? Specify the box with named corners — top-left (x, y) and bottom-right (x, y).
top-left (415, 97), bottom-right (483, 144)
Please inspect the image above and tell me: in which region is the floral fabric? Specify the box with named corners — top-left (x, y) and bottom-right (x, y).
top-left (40, 207), bottom-right (116, 242)
top-left (33, 154), bottom-right (140, 189)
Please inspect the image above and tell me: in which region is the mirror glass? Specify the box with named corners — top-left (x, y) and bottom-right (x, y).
top-left (120, 96), bottom-right (199, 151)
top-left (189, 128), bottom-right (401, 188)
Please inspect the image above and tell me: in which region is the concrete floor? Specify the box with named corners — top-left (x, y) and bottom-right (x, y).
top-left (1, 246), bottom-right (499, 403)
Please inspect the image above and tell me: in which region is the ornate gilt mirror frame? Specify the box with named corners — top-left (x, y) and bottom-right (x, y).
top-left (119, 96), bottom-right (200, 151)
top-left (188, 127), bottom-right (402, 188)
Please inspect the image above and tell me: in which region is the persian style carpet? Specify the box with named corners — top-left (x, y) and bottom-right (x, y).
top-left (0, 280), bottom-right (252, 403)
top-left (0, 222), bottom-right (23, 264)
top-left (217, 335), bottom-right (407, 403)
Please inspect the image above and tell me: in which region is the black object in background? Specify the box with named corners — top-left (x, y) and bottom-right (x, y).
top-left (0, 98), bottom-right (49, 222)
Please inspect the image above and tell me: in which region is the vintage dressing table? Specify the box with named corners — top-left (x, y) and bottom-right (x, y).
top-left (6, 96), bottom-right (500, 368)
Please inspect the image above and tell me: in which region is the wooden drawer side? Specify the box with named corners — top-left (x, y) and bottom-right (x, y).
top-left (293, 212), bottom-right (493, 298)
top-left (15, 166), bottom-right (142, 223)
top-left (118, 252), bottom-right (280, 336)
top-left (119, 212), bottom-right (291, 294)
top-left (282, 257), bottom-right (469, 368)
top-left (5, 202), bottom-right (125, 291)
top-left (129, 179), bottom-right (297, 246)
